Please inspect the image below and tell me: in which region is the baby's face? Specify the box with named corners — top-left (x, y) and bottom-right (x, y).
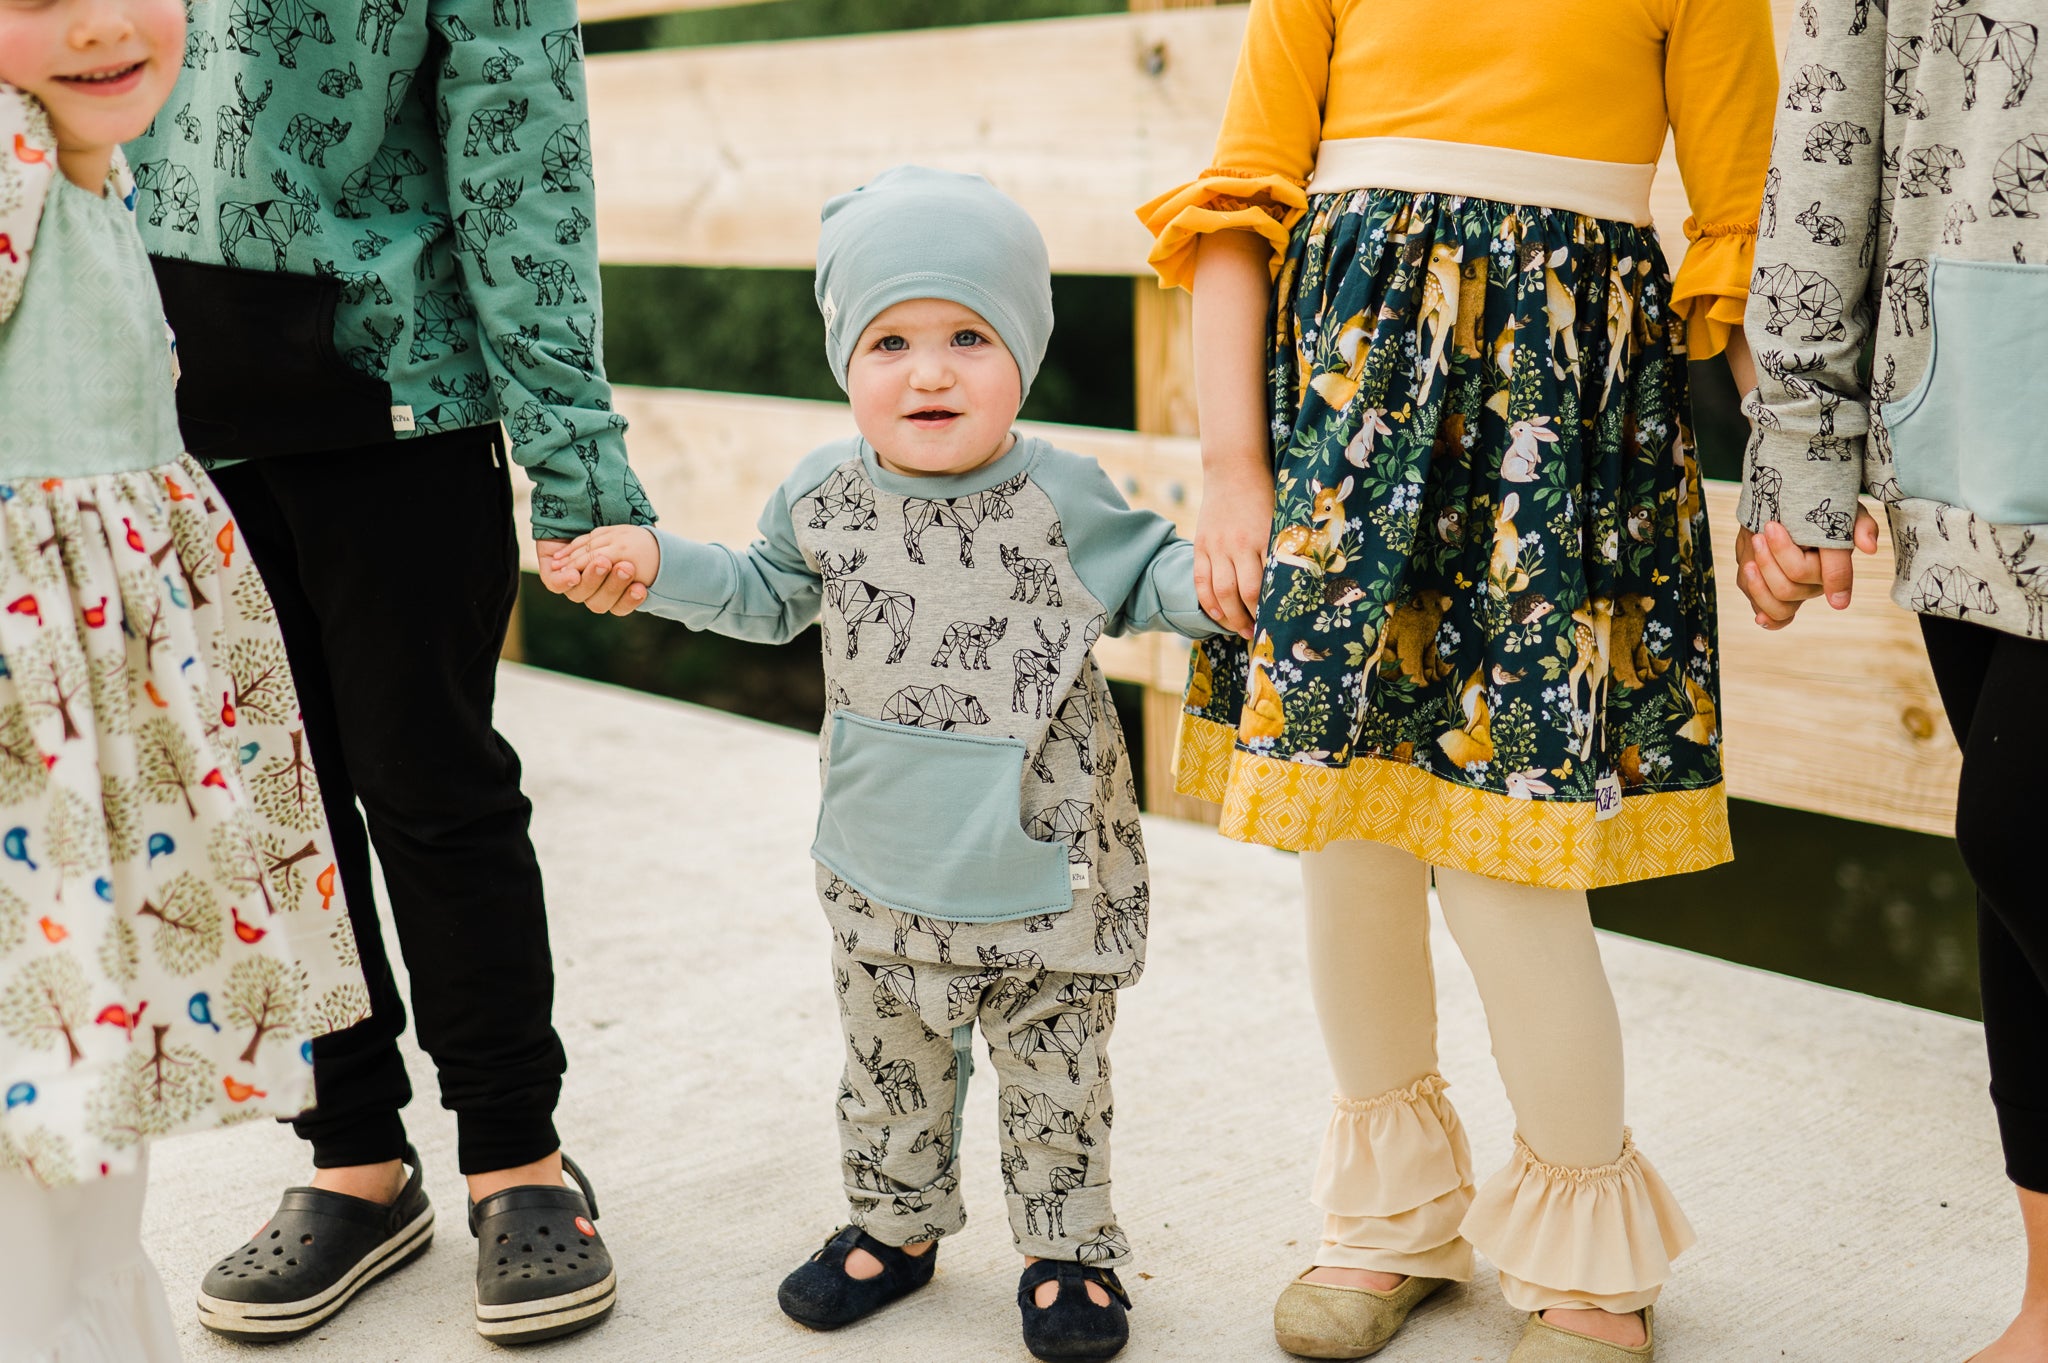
top-left (847, 298), bottom-right (1022, 479)
top-left (0, 0), bottom-right (183, 188)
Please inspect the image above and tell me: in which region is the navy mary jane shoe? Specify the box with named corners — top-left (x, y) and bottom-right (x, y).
top-left (1018, 1259), bottom-right (1132, 1362)
top-left (778, 1225), bottom-right (937, 1330)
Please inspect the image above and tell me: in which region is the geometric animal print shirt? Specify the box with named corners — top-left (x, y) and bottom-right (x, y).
top-left (637, 434), bottom-right (1224, 979)
top-left (1742, 0), bottom-right (2048, 640)
top-left (126, 0), bottom-right (649, 540)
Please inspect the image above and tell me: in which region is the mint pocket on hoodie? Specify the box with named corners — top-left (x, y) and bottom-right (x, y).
top-left (1883, 258), bottom-right (2048, 527)
top-left (812, 711), bottom-right (1076, 924)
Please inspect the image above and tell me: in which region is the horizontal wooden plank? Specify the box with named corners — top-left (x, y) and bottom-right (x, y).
top-left (580, 0), bottom-right (769, 24)
top-left (513, 388), bottom-right (1960, 835)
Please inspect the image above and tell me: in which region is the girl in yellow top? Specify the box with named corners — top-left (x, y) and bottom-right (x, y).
top-left (1140, 2), bottom-right (1775, 1358)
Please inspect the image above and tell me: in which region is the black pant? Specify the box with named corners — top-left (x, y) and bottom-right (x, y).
top-left (212, 426), bottom-right (565, 1176)
top-left (1922, 614), bottom-right (2048, 1194)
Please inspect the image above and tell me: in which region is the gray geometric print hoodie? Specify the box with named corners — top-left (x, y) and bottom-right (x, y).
top-left (1742, 0), bottom-right (2048, 639)
top-left (638, 433), bottom-right (1225, 984)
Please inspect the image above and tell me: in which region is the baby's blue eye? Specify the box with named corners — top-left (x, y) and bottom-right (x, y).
top-left (875, 335), bottom-right (907, 351)
top-left (953, 330), bottom-right (987, 347)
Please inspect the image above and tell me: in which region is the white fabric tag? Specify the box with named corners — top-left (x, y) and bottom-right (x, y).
top-left (1068, 861), bottom-right (1091, 890)
top-left (1594, 772), bottom-right (1623, 822)
top-left (390, 405), bottom-right (415, 433)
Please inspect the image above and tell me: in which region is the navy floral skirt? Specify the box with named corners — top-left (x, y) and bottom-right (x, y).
top-left (1177, 190), bottom-right (1731, 888)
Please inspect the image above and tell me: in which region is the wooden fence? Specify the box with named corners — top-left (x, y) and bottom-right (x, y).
top-left (515, 0), bottom-right (1964, 838)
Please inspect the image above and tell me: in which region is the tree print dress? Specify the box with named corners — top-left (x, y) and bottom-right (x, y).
top-left (0, 92), bottom-right (368, 1188)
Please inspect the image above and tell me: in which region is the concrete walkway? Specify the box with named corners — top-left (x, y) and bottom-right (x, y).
top-left (142, 665), bottom-right (2020, 1362)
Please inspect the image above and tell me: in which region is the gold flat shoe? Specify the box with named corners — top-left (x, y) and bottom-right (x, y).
top-left (1509, 1307), bottom-right (1655, 1362)
top-left (1272, 1268), bottom-right (1449, 1359)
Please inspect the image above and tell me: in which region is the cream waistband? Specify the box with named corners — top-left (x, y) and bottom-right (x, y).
top-left (1305, 138), bottom-right (1657, 226)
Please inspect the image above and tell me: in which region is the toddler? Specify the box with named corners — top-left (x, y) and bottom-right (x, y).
top-left (555, 165), bottom-right (1223, 1362)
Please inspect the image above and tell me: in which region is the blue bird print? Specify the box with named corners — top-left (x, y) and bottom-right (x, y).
top-left (238, 741), bottom-right (261, 765)
top-left (164, 576), bottom-right (188, 609)
top-left (188, 993), bottom-right (221, 1033)
top-left (147, 832), bottom-right (175, 862)
top-left (93, 876), bottom-right (113, 902)
top-left (4, 1082), bottom-right (32, 1110)
top-left (3, 827), bottom-right (34, 870)
top-left (300, 1040), bottom-right (315, 1064)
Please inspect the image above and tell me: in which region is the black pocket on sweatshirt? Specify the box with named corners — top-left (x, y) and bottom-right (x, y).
top-left (150, 256), bottom-right (396, 460)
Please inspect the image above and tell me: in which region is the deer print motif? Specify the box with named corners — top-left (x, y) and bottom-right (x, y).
top-left (820, 552), bottom-right (916, 664)
top-left (1011, 619), bottom-right (1071, 719)
top-left (1002, 1085), bottom-right (1097, 1149)
top-left (1993, 530), bottom-right (2048, 636)
top-left (1885, 258), bottom-right (1931, 337)
top-left (355, 0), bottom-right (402, 54)
top-left (1001, 543), bottom-right (1062, 606)
top-left (1761, 166), bottom-right (1781, 236)
top-left (542, 26), bottom-right (583, 99)
top-left (1271, 476), bottom-right (1355, 573)
top-left (1930, 2), bottom-right (2036, 111)
top-left (887, 909), bottom-right (953, 963)
top-left (409, 290), bottom-right (472, 363)
top-left (491, 0), bottom-right (528, 28)
top-left (342, 316), bottom-right (404, 376)
top-left (274, 109), bottom-right (348, 165)
top-left (1031, 688), bottom-right (1095, 782)
top-left (511, 253), bottom-right (584, 306)
top-left (852, 1036), bottom-right (925, 1115)
top-left (1022, 1157), bottom-right (1089, 1239)
top-left (1112, 819), bottom-right (1144, 864)
top-left (214, 74), bottom-right (272, 178)
top-left (452, 177), bottom-right (522, 285)
top-left (805, 466), bottom-right (878, 530)
top-left (1011, 1010), bottom-right (1091, 1084)
top-left (1887, 34), bottom-right (1932, 117)
top-left (462, 97), bottom-right (527, 157)
top-left (1092, 885), bottom-right (1148, 955)
top-left (931, 616), bottom-right (1006, 669)
top-left (559, 314), bottom-right (597, 377)
top-left (416, 373), bottom-right (494, 432)
top-left (844, 1127), bottom-right (893, 1191)
top-left (902, 476), bottom-right (1021, 566)
top-left (219, 170), bottom-right (320, 270)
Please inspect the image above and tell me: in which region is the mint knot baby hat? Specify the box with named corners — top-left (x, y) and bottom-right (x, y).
top-left (815, 165), bottom-right (1055, 402)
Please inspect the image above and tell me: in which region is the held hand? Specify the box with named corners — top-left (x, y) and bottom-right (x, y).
top-left (540, 527), bottom-right (658, 617)
top-left (1193, 465), bottom-right (1273, 640)
top-left (1733, 510), bottom-right (1879, 631)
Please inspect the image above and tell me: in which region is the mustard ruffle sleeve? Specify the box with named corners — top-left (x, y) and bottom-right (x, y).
top-left (1138, 169), bottom-right (1309, 291)
top-left (1663, 0), bottom-right (1777, 360)
top-left (1137, 0), bottom-right (1332, 290)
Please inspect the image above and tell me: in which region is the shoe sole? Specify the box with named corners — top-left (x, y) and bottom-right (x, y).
top-left (196, 1205), bottom-right (436, 1341)
top-left (475, 1270), bottom-right (618, 1345)
top-left (1274, 1331), bottom-right (1388, 1359)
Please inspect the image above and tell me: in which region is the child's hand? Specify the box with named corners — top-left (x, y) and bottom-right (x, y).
top-left (1734, 512), bottom-right (1879, 630)
top-left (545, 526), bottom-right (660, 614)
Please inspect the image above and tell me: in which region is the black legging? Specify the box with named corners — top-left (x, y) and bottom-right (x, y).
top-left (1922, 614), bottom-right (2048, 1194)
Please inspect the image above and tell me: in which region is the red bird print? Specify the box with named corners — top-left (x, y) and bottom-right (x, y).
top-left (12, 133), bottom-right (46, 164)
top-left (317, 864), bottom-right (337, 910)
top-left (144, 680), bottom-right (170, 708)
top-left (95, 1002), bottom-right (147, 1041)
top-left (164, 474), bottom-right (194, 502)
top-left (221, 695), bottom-right (237, 728)
top-left (122, 518), bottom-right (145, 552)
top-left (222, 1076), bottom-right (267, 1103)
top-left (201, 767), bottom-right (228, 791)
top-left (215, 521), bottom-right (236, 567)
top-left (38, 916), bottom-right (65, 943)
top-left (7, 595), bottom-right (40, 627)
top-left (0, 233), bottom-right (15, 265)
top-left (38, 479), bottom-right (61, 494)
top-left (82, 598), bottom-right (108, 628)
top-left (231, 907), bottom-right (267, 943)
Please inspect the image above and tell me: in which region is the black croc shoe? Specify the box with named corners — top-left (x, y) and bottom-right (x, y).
top-left (196, 1146), bottom-right (435, 1341)
top-left (469, 1154), bottom-right (617, 1344)
top-left (778, 1226), bottom-right (937, 1331)
top-left (1018, 1260), bottom-right (1132, 1362)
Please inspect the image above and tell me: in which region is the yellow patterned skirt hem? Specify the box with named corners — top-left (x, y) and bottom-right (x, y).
top-left (1173, 715), bottom-right (1732, 891)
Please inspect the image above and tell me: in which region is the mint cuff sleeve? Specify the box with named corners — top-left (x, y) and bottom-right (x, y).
top-left (636, 458), bottom-right (826, 642)
top-left (1038, 451), bottom-right (1226, 640)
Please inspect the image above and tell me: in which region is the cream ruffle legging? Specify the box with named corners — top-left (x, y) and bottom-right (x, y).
top-left (1301, 838), bottom-right (1694, 1314)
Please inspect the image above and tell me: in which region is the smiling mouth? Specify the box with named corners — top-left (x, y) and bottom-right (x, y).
top-left (56, 60), bottom-right (146, 85)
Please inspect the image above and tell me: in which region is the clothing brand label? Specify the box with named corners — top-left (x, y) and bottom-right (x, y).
top-left (390, 405), bottom-right (415, 433)
top-left (1594, 772), bottom-right (1623, 822)
top-left (1068, 861), bottom-right (1091, 890)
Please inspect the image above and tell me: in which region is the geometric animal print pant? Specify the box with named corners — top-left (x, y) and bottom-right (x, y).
top-left (829, 930), bottom-right (1131, 1267)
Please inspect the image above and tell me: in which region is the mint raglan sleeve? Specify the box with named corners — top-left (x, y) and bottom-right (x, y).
top-left (636, 468), bottom-right (824, 644)
top-left (427, 0), bottom-right (650, 540)
top-left (1039, 453), bottom-right (1227, 640)
top-left (1739, 0), bottom-right (1887, 549)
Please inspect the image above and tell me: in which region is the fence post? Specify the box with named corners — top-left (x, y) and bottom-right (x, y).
top-left (1130, 0), bottom-right (1222, 823)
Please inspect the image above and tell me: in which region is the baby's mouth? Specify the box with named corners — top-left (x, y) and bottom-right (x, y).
top-left (905, 408), bottom-right (961, 426)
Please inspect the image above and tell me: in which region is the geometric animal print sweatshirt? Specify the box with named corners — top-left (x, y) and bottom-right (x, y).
top-left (1742, 0), bottom-right (2048, 640)
top-left (126, 0), bottom-right (650, 541)
top-left (637, 432), bottom-right (1224, 978)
